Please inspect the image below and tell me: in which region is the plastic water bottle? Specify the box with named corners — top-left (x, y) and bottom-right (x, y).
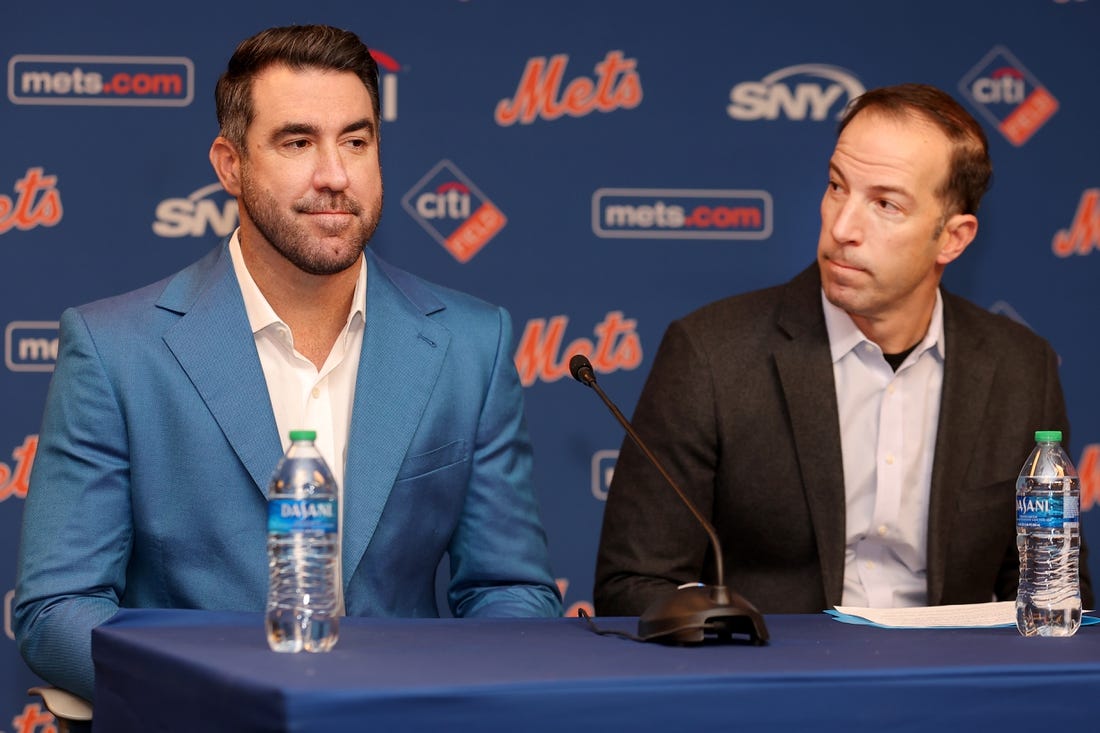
top-left (266, 430), bottom-right (340, 652)
top-left (1015, 430), bottom-right (1081, 637)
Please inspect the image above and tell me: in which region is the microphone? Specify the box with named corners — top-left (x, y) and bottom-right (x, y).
top-left (569, 354), bottom-right (768, 645)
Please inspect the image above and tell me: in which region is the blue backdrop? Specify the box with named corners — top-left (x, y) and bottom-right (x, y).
top-left (3, 0), bottom-right (1098, 726)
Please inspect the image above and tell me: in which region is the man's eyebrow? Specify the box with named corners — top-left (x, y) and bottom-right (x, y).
top-left (828, 161), bottom-right (913, 200)
top-left (270, 118), bottom-right (376, 139)
top-left (342, 118), bottom-right (375, 136)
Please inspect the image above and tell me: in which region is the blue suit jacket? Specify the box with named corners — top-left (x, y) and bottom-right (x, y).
top-left (15, 242), bottom-right (562, 700)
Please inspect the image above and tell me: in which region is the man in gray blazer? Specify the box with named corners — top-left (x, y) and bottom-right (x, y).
top-left (595, 83), bottom-right (1093, 616)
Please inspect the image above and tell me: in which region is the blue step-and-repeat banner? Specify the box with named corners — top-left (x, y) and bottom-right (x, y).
top-left (3, 0), bottom-right (1098, 726)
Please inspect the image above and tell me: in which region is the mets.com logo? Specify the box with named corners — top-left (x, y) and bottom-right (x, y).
top-left (8, 54), bottom-right (193, 107)
top-left (592, 188), bottom-right (772, 240)
top-left (401, 160), bottom-right (506, 263)
top-left (958, 46), bottom-right (1058, 146)
top-left (5, 321), bottom-right (58, 372)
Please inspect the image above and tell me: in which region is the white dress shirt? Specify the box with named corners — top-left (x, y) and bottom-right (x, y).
top-left (822, 289), bottom-right (945, 608)
top-left (229, 230), bottom-right (366, 613)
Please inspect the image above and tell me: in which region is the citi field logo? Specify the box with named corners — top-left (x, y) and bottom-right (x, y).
top-left (959, 46), bottom-right (1058, 146)
top-left (495, 50), bottom-right (642, 126)
top-left (8, 54), bottom-right (193, 107)
top-left (153, 182), bottom-right (238, 239)
top-left (727, 63), bottom-right (864, 121)
top-left (5, 321), bottom-right (58, 372)
top-left (514, 310), bottom-right (642, 387)
top-left (401, 160), bottom-right (506, 263)
top-left (1, 167), bottom-right (62, 236)
top-left (593, 188), bottom-right (772, 240)
top-left (1052, 188), bottom-right (1099, 258)
top-left (371, 49), bottom-right (401, 122)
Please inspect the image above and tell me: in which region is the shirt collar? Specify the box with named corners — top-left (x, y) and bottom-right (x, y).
top-left (228, 229), bottom-right (367, 342)
top-left (821, 288), bottom-right (945, 365)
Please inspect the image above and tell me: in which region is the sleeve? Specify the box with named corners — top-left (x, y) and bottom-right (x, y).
top-left (445, 306), bottom-right (563, 618)
top-left (13, 307), bottom-right (134, 702)
top-left (594, 318), bottom-right (718, 616)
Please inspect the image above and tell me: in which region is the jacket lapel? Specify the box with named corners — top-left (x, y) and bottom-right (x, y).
top-left (340, 251), bottom-right (451, 586)
top-left (159, 244), bottom-right (282, 495)
top-left (773, 266), bottom-right (847, 606)
top-left (925, 294), bottom-right (995, 604)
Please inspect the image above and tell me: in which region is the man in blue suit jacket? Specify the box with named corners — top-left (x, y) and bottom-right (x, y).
top-left (14, 24), bottom-right (561, 704)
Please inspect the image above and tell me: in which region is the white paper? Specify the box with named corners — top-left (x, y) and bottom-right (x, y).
top-left (832, 601), bottom-right (1017, 628)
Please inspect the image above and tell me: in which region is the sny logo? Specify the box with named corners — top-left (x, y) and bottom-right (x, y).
top-left (495, 50), bottom-right (642, 126)
top-left (1052, 189), bottom-right (1099, 258)
top-left (401, 160), bottom-right (506, 263)
top-left (153, 183), bottom-right (238, 239)
top-left (0, 167), bottom-right (62, 236)
top-left (514, 311), bottom-right (642, 387)
top-left (958, 46), bottom-right (1058, 146)
top-left (727, 63), bottom-right (864, 121)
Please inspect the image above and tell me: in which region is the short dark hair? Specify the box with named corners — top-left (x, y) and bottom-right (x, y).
top-left (839, 83), bottom-right (992, 216)
top-left (214, 24), bottom-right (380, 151)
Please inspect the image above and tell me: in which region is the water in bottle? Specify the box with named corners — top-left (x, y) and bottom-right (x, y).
top-left (1015, 429), bottom-right (1081, 637)
top-left (266, 429), bottom-right (340, 652)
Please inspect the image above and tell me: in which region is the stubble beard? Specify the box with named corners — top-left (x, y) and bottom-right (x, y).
top-left (239, 167), bottom-right (383, 276)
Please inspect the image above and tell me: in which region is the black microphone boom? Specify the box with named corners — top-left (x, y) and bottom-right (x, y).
top-left (569, 353), bottom-right (768, 645)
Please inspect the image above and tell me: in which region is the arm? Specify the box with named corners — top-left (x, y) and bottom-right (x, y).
top-left (447, 307), bottom-right (562, 618)
top-left (14, 308), bottom-right (134, 702)
top-left (594, 319), bottom-right (718, 616)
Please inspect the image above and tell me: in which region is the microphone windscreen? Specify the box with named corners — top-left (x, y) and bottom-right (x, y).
top-left (569, 354), bottom-right (594, 384)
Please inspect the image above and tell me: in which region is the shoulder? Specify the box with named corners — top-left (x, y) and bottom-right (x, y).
top-left (68, 245), bottom-right (226, 330)
top-left (674, 263), bottom-right (819, 339)
top-left (368, 249), bottom-right (506, 328)
top-left (942, 290), bottom-right (1055, 354)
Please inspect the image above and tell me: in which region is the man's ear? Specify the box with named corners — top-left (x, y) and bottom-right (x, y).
top-left (936, 213), bottom-right (978, 266)
top-left (209, 136), bottom-right (243, 197)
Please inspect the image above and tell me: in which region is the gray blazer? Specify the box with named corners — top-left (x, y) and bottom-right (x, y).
top-left (595, 263), bottom-right (1092, 615)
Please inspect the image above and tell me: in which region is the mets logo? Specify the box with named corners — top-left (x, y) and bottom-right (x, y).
top-left (958, 46), bottom-right (1058, 146)
top-left (401, 160), bottom-right (506, 263)
top-left (1052, 189), bottom-right (1099, 258)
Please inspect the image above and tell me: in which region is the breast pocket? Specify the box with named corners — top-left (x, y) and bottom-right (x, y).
top-left (395, 439), bottom-right (469, 482)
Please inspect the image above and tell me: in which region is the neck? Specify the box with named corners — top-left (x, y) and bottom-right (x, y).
top-left (848, 294), bottom-right (937, 355)
top-left (239, 233), bottom-right (360, 369)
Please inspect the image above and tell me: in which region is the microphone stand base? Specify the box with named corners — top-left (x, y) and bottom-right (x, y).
top-left (638, 583), bottom-right (769, 645)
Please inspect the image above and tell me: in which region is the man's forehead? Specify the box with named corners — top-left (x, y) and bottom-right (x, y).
top-left (249, 65), bottom-right (376, 125)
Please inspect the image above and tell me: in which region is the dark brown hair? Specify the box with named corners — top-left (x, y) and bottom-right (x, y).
top-left (214, 24), bottom-right (380, 151)
top-left (839, 83), bottom-right (992, 216)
